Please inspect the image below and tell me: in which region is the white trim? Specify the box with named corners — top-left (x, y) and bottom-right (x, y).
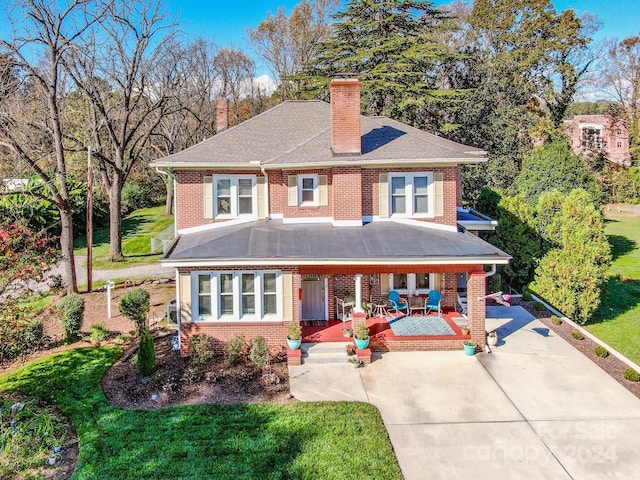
top-left (282, 216), bottom-right (333, 224)
top-left (333, 219), bottom-right (363, 227)
top-left (390, 217), bottom-right (458, 233)
top-left (213, 174), bottom-right (258, 219)
top-left (324, 277), bottom-right (329, 320)
top-left (175, 269), bottom-right (181, 351)
top-left (388, 171), bottom-right (434, 218)
top-left (389, 273), bottom-right (436, 295)
top-left (192, 270), bottom-right (283, 322)
top-left (165, 257), bottom-right (510, 268)
top-left (270, 213), bottom-right (284, 219)
top-left (298, 173), bottom-right (319, 206)
top-left (177, 216), bottom-right (256, 235)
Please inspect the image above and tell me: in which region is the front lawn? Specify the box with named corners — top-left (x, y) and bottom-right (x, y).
top-left (587, 209), bottom-right (640, 364)
top-left (0, 348), bottom-right (402, 479)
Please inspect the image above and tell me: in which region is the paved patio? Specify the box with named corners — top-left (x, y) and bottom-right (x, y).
top-left (289, 306), bottom-right (640, 479)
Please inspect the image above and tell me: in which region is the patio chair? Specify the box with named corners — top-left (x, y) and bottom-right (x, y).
top-left (425, 290), bottom-right (442, 316)
top-left (388, 290), bottom-right (408, 314)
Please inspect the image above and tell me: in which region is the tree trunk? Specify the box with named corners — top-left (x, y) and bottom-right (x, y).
top-left (60, 207), bottom-right (77, 293)
top-left (165, 173), bottom-right (173, 216)
top-left (109, 173), bottom-right (124, 261)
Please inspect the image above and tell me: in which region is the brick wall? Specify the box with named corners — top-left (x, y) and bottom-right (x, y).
top-left (332, 166), bottom-right (362, 221)
top-left (281, 169), bottom-right (333, 218)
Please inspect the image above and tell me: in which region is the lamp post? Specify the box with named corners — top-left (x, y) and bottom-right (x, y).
top-left (106, 281), bottom-right (115, 318)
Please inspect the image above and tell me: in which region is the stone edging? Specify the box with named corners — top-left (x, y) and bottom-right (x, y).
top-left (532, 294), bottom-right (640, 373)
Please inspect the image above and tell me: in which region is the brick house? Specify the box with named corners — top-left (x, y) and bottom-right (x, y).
top-left (562, 114), bottom-right (631, 165)
top-left (151, 77), bottom-right (510, 359)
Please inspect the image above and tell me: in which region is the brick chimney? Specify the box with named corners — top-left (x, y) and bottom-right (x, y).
top-left (330, 77), bottom-right (361, 155)
top-left (216, 98), bottom-right (229, 133)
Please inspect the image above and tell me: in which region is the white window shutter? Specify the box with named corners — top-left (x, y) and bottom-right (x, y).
top-left (257, 175), bottom-right (267, 219)
top-left (203, 176), bottom-right (213, 219)
top-left (282, 272), bottom-right (293, 321)
top-left (318, 175), bottom-right (328, 206)
top-left (288, 175), bottom-right (298, 206)
top-left (434, 172), bottom-right (444, 217)
top-left (379, 173), bottom-right (389, 218)
top-left (180, 273), bottom-right (192, 323)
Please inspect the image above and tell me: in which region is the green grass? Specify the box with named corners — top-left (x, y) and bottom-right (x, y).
top-left (586, 209), bottom-right (640, 364)
top-left (74, 206), bottom-right (174, 269)
top-left (0, 349), bottom-right (402, 480)
top-left (18, 292), bottom-right (54, 314)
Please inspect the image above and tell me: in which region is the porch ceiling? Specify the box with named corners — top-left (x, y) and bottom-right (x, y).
top-left (162, 219), bottom-right (511, 267)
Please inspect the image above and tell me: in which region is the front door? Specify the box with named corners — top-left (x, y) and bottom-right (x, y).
top-left (302, 278), bottom-right (325, 320)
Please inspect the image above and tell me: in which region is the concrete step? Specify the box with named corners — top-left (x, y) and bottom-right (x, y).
top-left (302, 342), bottom-right (353, 365)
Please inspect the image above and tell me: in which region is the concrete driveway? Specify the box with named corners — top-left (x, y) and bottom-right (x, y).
top-left (289, 307), bottom-right (640, 479)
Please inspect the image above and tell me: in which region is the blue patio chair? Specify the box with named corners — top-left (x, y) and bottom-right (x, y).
top-left (388, 290), bottom-right (408, 314)
top-left (425, 290), bottom-right (442, 316)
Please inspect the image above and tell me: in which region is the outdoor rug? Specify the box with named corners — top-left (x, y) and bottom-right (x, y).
top-left (388, 315), bottom-right (455, 336)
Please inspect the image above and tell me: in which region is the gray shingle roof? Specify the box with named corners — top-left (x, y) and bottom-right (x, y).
top-left (150, 101), bottom-right (486, 168)
top-left (162, 219), bottom-right (510, 265)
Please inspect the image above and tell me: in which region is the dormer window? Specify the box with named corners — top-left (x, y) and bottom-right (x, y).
top-left (389, 172), bottom-right (434, 217)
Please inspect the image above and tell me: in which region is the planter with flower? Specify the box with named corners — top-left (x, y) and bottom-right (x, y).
top-left (354, 322), bottom-right (370, 350)
top-left (287, 323), bottom-right (303, 350)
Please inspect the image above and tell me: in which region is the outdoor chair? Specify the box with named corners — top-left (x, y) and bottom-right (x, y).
top-left (425, 290), bottom-right (442, 316)
top-left (388, 290), bottom-right (408, 314)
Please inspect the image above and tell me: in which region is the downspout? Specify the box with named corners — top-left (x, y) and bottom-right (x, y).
top-left (486, 264), bottom-right (497, 278)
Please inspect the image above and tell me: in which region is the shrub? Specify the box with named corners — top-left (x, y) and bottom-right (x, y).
top-left (534, 301), bottom-right (545, 311)
top-left (0, 313), bottom-right (45, 363)
top-left (550, 315), bottom-right (563, 325)
top-left (287, 323), bottom-right (302, 340)
top-left (249, 336), bottom-right (270, 367)
top-left (90, 322), bottom-right (110, 342)
top-left (571, 330), bottom-right (585, 340)
top-left (55, 293), bottom-right (85, 341)
top-left (595, 346), bottom-right (609, 358)
top-left (224, 335), bottom-right (246, 366)
top-left (189, 334), bottom-right (216, 369)
top-left (137, 329), bottom-right (156, 376)
top-left (119, 288), bottom-right (150, 336)
top-left (623, 368), bottom-right (640, 382)
top-left (48, 274), bottom-right (64, 292)
top-left (522, 289), bottom-right (533, 302)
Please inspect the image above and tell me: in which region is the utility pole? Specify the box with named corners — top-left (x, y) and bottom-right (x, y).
top-left (87, 146), bottom-right (93, 293)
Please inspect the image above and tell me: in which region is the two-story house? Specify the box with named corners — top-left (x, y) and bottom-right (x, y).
top-left (151, 76), bottom-right (510, 360)
top-left (562, 114), bottom-right (631, 165)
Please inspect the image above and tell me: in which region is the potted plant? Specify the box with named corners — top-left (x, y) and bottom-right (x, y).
top-left (462, 340), bottom-right (477, 356)
top-left (348, 357), bottom-right (363, 368)
top-left (460, 326), bottom-right (470, 336)
top-left (287, 323), bottom-right (303, 350)
top-left (354, 322), bottom-right (370, 350)
top-left (343, 327), bottom-right (353, 338)
top-left (487, 331), bottom-right (498, 346)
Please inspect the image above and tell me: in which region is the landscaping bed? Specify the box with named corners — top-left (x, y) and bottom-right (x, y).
top-left (103, 335), bottom-right (293, 409)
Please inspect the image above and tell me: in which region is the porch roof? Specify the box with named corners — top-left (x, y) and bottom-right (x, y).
top-left (162, 219), bottom-right (511, 267)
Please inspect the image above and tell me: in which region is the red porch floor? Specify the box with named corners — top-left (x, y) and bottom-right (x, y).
top-left (302, 311), bottom-right (469, 344)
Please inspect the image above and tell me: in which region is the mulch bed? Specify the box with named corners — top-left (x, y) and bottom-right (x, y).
top-left (513, 298), bottom-right (640, 401)
top-left (102, 335), bottom-right (295, 409)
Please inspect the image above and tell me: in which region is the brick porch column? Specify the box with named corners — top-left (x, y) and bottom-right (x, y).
top-left (467, 271), bottom-right (486, 349)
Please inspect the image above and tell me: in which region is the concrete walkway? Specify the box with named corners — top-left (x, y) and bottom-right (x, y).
top-left (289, 307), bottom-right (640, 479)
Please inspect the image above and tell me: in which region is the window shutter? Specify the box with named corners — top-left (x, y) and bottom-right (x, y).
top-left (288, 175), bottom-right (298, 206)
top-left (257, 175), bottom-right (267, 219)
top-left (179, 273), bottom-right (192, 323)
top-left (203, 176), bottom-right (213, 219)
top-left (380, 273), bottom-right (390, 295)
top-left (282, 272), bottom-right (293, 321)
top-left (378, 173), bottom-right (389, 218)
top-left (318, 175), bottom-right (328, 206)
top-left (434, 172), bottom-right (444, 217)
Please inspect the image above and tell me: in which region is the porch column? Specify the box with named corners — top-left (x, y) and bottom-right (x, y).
top-left (467, 271), bottom-right (486, 349)
top-left (354, 273), bottom-right (363, 312)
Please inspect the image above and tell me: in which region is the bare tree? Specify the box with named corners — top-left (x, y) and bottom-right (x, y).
top-left (248, 0), bottom-right (339, 100)
top-left (598, 35), bottom-right (640, 160)
top-left (64, 0), bottom-right (179, 260)
top-left (0, 0), bottom-right (108, 293)
top-left (213, 47), bottom-right (256, 126)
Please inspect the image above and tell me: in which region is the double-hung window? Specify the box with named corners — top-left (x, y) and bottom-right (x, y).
top-left (389, 172), bottom-right (433, 217)
top-left (298, 174), bottom-right (318, 206)
top-left (194, 271), bottom-right (282, 321)
top-left (214, 175), bottom-right (256, 218)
